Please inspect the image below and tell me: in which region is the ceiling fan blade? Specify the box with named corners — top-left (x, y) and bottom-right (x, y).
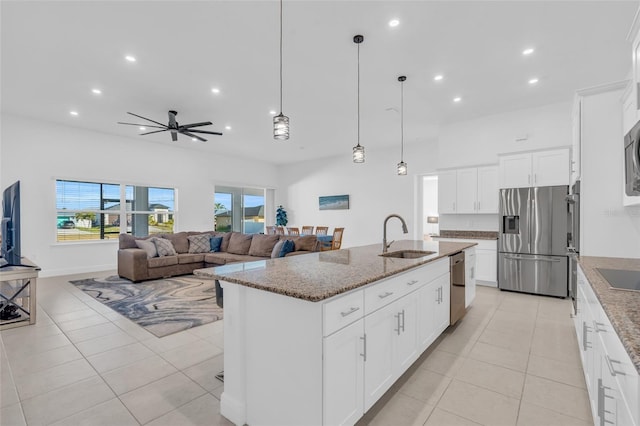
top-left (187, 130), bottom-right (223, 135)
top-left (139, 129), bottom-right (169, 136)
top-left (178, 122), bottom-right (212, 129)
top-left (181, 130), bottom-right (207, 142)
top-left (171, 131), bottom-right (178, 142)
top-left (126, 112), bottom-right (167, 127)
top-left (118, 122), bottom-right (167, 129)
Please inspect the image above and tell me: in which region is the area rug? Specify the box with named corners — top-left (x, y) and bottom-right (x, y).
top-left (69, 275), bottom-right (222, 338)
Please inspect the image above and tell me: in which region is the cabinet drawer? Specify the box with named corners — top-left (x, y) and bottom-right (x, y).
top-left (323, 290), bottom-right (364, 337)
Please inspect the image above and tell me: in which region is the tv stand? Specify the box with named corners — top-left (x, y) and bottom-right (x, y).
top-left (0, 258), bottom-right (40, 330)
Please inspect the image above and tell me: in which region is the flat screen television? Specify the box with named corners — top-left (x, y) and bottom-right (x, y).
top-left (1, 180), bottom-right (21, 267)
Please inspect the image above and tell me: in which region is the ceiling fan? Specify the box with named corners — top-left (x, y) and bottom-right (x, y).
top-left (117, 110), bottom-right (222, 142)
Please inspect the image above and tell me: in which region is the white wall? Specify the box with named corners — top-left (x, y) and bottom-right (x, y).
top-left (422, 176), bottom-right (438, 235)
top-left (277, 139), bottom-right (439, 248)
top-left (1, 114), bottom-right (278, 276)
top-left (580, 89), bottom-right (640, 258)
top-left (438, 101), bottom-right (572, 169)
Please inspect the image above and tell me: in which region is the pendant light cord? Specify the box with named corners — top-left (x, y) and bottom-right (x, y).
top-left (400, 79), bottom-right (404, 161)
top-left (357, 41), bottom-right (360, 147)
top-left (279, 0), bottom-right (283, 114)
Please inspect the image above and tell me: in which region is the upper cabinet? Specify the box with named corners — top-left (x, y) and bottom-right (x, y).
top-left (499, 148), bottom-right (570, 188)
top-left (438, 165), bottom-right (498, 214)
top-left (631, 9), bottom-right (640, 121)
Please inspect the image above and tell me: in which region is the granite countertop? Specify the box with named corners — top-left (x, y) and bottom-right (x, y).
top-left (432, 230), bottom-right (498, 240)
top-left (194, 240), bottom-right (475, 302)
top-left (578, 256), bottom-right (640, 374)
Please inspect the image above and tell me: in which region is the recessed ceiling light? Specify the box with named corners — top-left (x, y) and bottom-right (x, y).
top-left (70, 111), bottom-right (78, 116)
top-left (91, 88), bottom-right (102, 95)
top-left (528, 78), bottom-right (539, 85)
top-left (389, 19), bottom-right (400, 27)
top-left (269, 110), bottom-right (276, 115)
top-left (434, 75), bottom-right (444, 81)
top-left (192, 138), bottom-right (197, 142)
top-left (125, 55), bottom-right (136, 62)
top-left (225, 125), bottom-right (231, 130)
top-left (453, 97), bottom-right (462, 103)
top-left (139, 126), bottom-right (146, 131)
top-left (211, 88), bottom-right (220, 94)
top-left (522, 48), bottom-right (535, 56)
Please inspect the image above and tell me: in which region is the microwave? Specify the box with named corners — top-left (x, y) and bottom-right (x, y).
top-left (624, 119), bottom-right (640, 196)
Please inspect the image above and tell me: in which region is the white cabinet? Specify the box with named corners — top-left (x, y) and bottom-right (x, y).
top-left (574, 265), bottom-right (640, 426)
top-left (464, 247), bottom-right (476, 308)
top-left (432, 238), bottom-right (496, 286)
top-left (623, 83), bottom-right (636, 136)
top-left (438, 170), bottom-right (457, 214)
top-left (324, 319), bottom-right (364, 426)
top-left (572, 96), bottom-right (582, 185)
top-left (432, 274), bottom-right (450, 333)
top-left (438, 165), bottom-right (498, 214)
top-left (499, 148), bottom-right (570, 188)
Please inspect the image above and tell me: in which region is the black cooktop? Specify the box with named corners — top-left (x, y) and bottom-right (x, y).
top-left (597, 268), bottom-right (640, 291)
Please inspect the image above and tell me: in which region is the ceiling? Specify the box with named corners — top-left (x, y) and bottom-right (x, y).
top-left (1, 1), bottom-right (637, 165)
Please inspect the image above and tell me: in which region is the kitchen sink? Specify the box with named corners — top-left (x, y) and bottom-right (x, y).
top-left (380, 250), bottom-right (435, 259)
top-left (597, 268), bottom-right (640, 291)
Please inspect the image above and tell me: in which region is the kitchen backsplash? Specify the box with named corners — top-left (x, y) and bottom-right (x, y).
top-left (437, 214), bottom-right (499, 232)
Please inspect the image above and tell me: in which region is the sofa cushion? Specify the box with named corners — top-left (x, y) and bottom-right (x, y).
top-left (153, 238), bottom-right (177, 257)
top-left (248, 234), bottom-right (280, 257)
top-left (135, 239), bottom-right (158, 258)
top-left (210, 236), bottom-right (223, 252)
top-left (188, 234), bottom-right (212, 254)
top-left (177, 253), bottom-right (205, 264)
top-left (148, 255), bottom-right (178, 268)
top-left (227, 232), bottom-right (253, 255)
top-left (162, 232), bottom-right (189, 253)
top-left (205, 252), bottom-right (268, 265)
top-left (271, 240), bottom-right (285, 258)
top-left (280, 239), bottom-right (295, 257)
top-left (285, 250), bottom-right (312, 257)
top-left (285, 235), bottom-right (318, 252)
top-left (212, 232), bottom-right (232, 252)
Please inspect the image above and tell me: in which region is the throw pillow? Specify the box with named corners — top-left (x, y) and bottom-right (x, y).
top-left (188, 234), bottom-right (212, 254)
top-left (135, 239), bottom-right (158, 258)
top-left (291, 235), bottom-right (318, 251)
top-left (279, 239), bottom-right (295, 257)
top-left (227, 232), bottom-right (254, 255)
top-left (248, 234), bottom-right (280, 257)
top-left (152, 237), bottom-right (177, 257)
top-left (271, 240), bottom-right (285, 258)
top-left (210, 236), bottom-right (223, 252)
top-left (161, 232), bottom-right (189, 253)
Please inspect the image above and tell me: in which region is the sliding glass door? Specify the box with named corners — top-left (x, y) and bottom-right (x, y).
top-left (215, 186), bottom-right (265, 234)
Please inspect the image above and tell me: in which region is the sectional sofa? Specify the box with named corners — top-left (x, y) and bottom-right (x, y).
top-left (117, 231), bottom-right (320, 282)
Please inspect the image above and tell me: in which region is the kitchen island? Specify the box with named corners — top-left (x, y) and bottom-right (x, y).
top-left (195, 240), bottom-right (475, 426)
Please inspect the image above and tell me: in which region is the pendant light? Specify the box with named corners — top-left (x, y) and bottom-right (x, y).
top-left (352, 35), bottom-right (365, 163)
top-left (273, 0), bottom-right (289, 140)
top-left (397, 75), bottom-right (407, 175)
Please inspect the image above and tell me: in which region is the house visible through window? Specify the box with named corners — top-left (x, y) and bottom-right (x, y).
top-left (56, 180), bottom-right (175, 242)
top-left (214, 186), bottom-right (265, 234)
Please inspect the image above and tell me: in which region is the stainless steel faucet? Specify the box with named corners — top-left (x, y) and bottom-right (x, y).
top-left (383, 214), bottom-right (408, 253)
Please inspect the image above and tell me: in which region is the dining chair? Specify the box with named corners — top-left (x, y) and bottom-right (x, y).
top-left (275, 226), bottom-right (285, 235)
top-left (331, 228), bottom-right (344, 250)
top-left (266, 225), bottom-right (276, 235)
top-left (301, 225), bottom-right (314, 235)
top-left (315, 226), bottom-right (329, 236)
top-left (287, 227), bottom-right (300, 236)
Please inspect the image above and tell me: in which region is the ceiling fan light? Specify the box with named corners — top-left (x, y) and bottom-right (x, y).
top-left (273, 113), bottom-right (289, 140)
top-left (397, 161), bottom-right (408, 175)
top-left (353, 144), bottom-right (365, 163)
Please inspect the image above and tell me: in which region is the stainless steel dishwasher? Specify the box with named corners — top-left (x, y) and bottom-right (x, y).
top-left (450, 251), bottom-right (466, 325)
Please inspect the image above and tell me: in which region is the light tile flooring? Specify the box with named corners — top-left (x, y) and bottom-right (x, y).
top-left (0, 273), bottom-right (592, 426)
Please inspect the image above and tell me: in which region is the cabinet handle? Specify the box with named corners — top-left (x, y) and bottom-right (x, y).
top-left (582, 321), bottom-right (592, 352)
top-left (401, 309), bottom-right (406, 333)
top-left (378, 291), bottom-right (394, 299)
top-left (534, 174), bottom-right (537, 185)
top-left (477, 201), bottom-right (481, 211)
top-left (435, 288), bottom-right (439, 303)
top-left (360, 334), bottom-right (367, 362)
top-left (528, 174), bottom-right (531, 184)
top-left (340, 307), bottom-right (360, 317)
top-left (605, 355), bottom-right (626, 376)
top-left (453, 202), bottom-right (456, 211)
top-left (406, 280), bottom-right (418, 286)
top-left (394, 313), bottom-right (401, 335)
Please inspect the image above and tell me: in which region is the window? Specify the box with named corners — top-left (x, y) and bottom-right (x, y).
top-left (214, 186), bottom-right (265, 234)
top-left (56, 180), bottom-right (175, 242)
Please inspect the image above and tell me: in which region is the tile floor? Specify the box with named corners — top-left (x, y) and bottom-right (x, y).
top-left (0, 272), bottom-right (592, 426)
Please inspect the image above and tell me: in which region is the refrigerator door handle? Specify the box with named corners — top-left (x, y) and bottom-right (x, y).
top-left (502, 254), bottom-right (563, 262)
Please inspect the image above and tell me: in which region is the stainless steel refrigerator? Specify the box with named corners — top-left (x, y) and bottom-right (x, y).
top-left (498, 186), bottom-right (569, 297)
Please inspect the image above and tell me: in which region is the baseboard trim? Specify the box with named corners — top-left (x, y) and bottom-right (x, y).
top-left (39, 263), bottom-right (116, 278)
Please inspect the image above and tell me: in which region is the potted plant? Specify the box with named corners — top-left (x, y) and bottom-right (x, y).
top-left (276, 205), bottom-right (288, 227)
